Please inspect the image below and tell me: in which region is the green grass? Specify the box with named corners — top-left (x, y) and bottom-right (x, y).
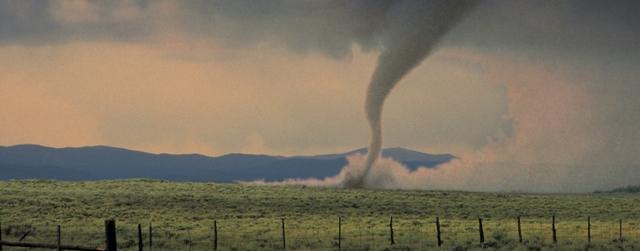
top-left (1, 179), bottom-right (640, 250)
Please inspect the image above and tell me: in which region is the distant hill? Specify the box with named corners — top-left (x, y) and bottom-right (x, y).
top-left (0, 144), bottom-right (454, 182)
top-left (299, 147), bottom-right (454, 169)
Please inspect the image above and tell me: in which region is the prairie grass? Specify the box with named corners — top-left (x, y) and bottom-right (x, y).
top-left (1, 179), bottom-right (639, 250)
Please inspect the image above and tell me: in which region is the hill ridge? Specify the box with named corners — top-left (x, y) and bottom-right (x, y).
top-left (0, 144), bottom-right (454, 182)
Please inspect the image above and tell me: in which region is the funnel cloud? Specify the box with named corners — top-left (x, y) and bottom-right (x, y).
top-left (345, 1), bottom-right (477, 187)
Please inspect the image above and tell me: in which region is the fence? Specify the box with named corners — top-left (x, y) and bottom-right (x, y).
top-left (1, 216), bottom-right (638, 250)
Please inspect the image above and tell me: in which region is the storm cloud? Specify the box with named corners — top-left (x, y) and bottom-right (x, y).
top-left (1, 0), bottom-right (640, 192)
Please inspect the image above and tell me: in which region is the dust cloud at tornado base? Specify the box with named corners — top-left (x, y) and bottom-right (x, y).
top-left (250, 49), bottom-right (640, 193)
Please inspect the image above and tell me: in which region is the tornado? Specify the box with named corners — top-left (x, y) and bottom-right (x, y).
top-left (345, 0), bottom-right (478, 188)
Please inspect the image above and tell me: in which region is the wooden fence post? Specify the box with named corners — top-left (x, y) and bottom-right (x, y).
top-left (619, 219), bottom-right (623, 242)
top-left (587, 217), bottom-right (591, 243)
top-left (551, 216), bottom-right (557, 244)
top-left (389, 216), bottom-right (395, 245)
top-left (105, 219), bottom-right (117, 251)
top-left (57, 225), bottom-right (61, 251)
top-left (281, 218), bottom-right (286, 251)
top-left (188, 231), bottom-right (192, 251)
top-left (517, 216), bottom-right (522, 243)
top-left (137, 224), bottom-right (143, 251)
top-left (337, 216), bottom-right (341, 251)
top-left (149, 223), bottom-right (152, 251)
top-left (478, 218), bottom-right (484, 244)
top-left (213, 220), bottom-right (218, 251)
top-left (436, 217), bottom-right (442, 247)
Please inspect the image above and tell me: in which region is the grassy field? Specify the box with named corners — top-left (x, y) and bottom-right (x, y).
top-left (1, 179), bottom-right (640, 250)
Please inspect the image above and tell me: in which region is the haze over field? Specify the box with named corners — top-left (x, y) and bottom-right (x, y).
top-left (1, 0), bottom-right (640, 192)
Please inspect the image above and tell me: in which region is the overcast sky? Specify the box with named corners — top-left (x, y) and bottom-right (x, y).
top-left (1, 0), bottom-right (638, 162)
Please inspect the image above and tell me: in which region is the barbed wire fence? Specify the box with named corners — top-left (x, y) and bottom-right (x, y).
top-left (1, 216), bottom-right (639, 250)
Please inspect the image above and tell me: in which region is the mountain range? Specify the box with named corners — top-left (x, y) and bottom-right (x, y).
top-left (0, 144), bottom-right (454, 182)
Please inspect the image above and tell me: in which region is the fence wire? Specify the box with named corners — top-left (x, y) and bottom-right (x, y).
top-left (2, 217), bottom-right (640, 250)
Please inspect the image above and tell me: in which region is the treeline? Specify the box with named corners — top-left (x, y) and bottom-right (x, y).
top-left (595, 185), bottom-right (640, 193)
